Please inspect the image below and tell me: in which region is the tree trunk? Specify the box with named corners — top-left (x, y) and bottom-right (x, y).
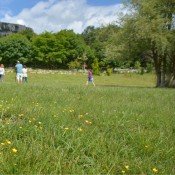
top-left (170, 55), bottom-right (175, 87)
top-left (156, 72), bottom-right (161, 87)
top-left (152, 47), bottom-right (162, 87)
top-left (161, 55), bottom-right (166, 87)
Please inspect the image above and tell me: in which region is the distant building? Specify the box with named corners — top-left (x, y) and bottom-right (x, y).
top-left (0, 22), bottom-right (33, 36)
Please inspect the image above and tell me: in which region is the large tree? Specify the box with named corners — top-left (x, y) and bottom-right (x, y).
top-left (32, 30), bottom-right (89, 68)
top-left (82, 25), bottom-right (121, 68)
top-left (0, 34), bottom-right (33, 66)
top-left (123, 0), bottom-right (175, 87)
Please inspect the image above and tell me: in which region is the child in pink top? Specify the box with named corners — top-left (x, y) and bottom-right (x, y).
top-left (86, 69), bottom-right (95, 86)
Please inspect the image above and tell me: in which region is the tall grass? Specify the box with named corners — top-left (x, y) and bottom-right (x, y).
top-left (0, 72), bottom-right (174, 174)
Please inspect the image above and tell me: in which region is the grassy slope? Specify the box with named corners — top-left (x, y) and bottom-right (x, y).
top-left (0, 72), bottom-right (174, 174)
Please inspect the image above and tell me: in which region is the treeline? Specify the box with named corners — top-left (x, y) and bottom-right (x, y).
top-left (0, 25), bottom-right (124, 70)
top-left (0, 0), bottom-right (174, 87)
top-left (0, 24), bottom-right (156, 73)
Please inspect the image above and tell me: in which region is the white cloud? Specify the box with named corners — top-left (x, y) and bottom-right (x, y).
top-left (0, 0), bottom-right (124, 34)
top-left (16, 19), bottom-right (26, 25)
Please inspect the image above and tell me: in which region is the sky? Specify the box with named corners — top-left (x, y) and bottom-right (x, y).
top-left (0, 0), bottom-right (124, 34)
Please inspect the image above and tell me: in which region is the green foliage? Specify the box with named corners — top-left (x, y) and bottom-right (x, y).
top-left (82, 25), bottom-right (120, 68)
top-left (0, 34), bottom-right (33, 65)
top-left (134, 61), bottom-right (141, 70)
top-left (146, 62), bottom-right (154, 73)
top-left (92, 58), bottom-right (100, 75)
top-left (118, 0), bottom-right (175, 86)
top-left (19, 29), bottom-right (36, 41)
top-left (106, 67), bottom-right (113, 76)
top-left (32, 30), bottom-right (88, 68)
top-left (68, 59), bottom-right (81, 70)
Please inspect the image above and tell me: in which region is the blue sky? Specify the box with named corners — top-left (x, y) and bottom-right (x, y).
top-left (0, 0), bottom-right (122, 16)
top-left (88, 0), bottom-right (121, 6)
top-left (0, 0), bottom-right (123, 33)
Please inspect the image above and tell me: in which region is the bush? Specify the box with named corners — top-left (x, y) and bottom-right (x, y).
top-left (92, 58), bottom-right (100, 75)
top-left (68, 60), bottom-right (80, 70)
top-left (146, 63), bottom-right (154, 73)
top-left (134, 61), bottom-right (141, 70)
top-left (106, 68), bottom-right (113, 76)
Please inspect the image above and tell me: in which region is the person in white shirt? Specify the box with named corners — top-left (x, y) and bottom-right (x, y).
top-left (22, 65), bottom-right (28, 83)
top-left (0, 64), bottom-right (5, 82)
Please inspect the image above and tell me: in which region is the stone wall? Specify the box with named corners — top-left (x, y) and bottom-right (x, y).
top-left (0, 22), bottom-right (33, 36)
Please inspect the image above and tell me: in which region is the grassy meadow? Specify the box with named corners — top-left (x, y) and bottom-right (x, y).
top-left (0, 71), bottom-right (175, 174)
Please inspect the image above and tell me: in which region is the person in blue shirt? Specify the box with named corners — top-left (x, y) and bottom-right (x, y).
top-left (15, 61), bottom-right (23, 83)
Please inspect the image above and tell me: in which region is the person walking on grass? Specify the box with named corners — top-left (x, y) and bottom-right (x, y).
top-left (15, 61), bottom-right (23, 83)
top-left (0, 64), bottom-right (5, 82)
top-left (22, 65), bottom-right (28, 83)
top-left (86, 69), bottom-right (95, 86)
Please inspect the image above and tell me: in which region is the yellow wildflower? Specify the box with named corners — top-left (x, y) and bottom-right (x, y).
top-left (78, 128), bottom-right (83, 132)
top-left (1, 143), bottom-right (5, 146)
top-left (152, 168), bottom-right (158, 173)
top-left (78, 115), bottom-right (83, 118)
top-left (69, 109), bottom-right (74, 113)
top-left (12, 148), bottom-right (17, 153)
top-left (125, 165), bottom-right (129, 170)
top-left (122, 170), bottom-right (125, 174)
top-left (85, 120), bottom-right (92, 125)
top-left (18, 114), bottom-right (24, 117)
top-left (6, 140), bottom-right (11, 144)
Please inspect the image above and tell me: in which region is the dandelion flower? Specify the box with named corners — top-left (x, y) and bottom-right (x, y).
top-left (152, 168), bottom-right (158, 173)
top-left (18, 114), bottom-right (24, 117)
top-left (125, 165), bottom-right (129, 170)
top-left (78, 115), bottom-right (83, 118)
top-left (122, 170), bottom-right (125, 174)
top-left (78, 128), bottom-right (83, 132)
top-left (85, 120), bottom-right (92, 125)
top-left (6, 140), bottom-right (11, 144)
top-left (12, 148), bottom-right (17, 153)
